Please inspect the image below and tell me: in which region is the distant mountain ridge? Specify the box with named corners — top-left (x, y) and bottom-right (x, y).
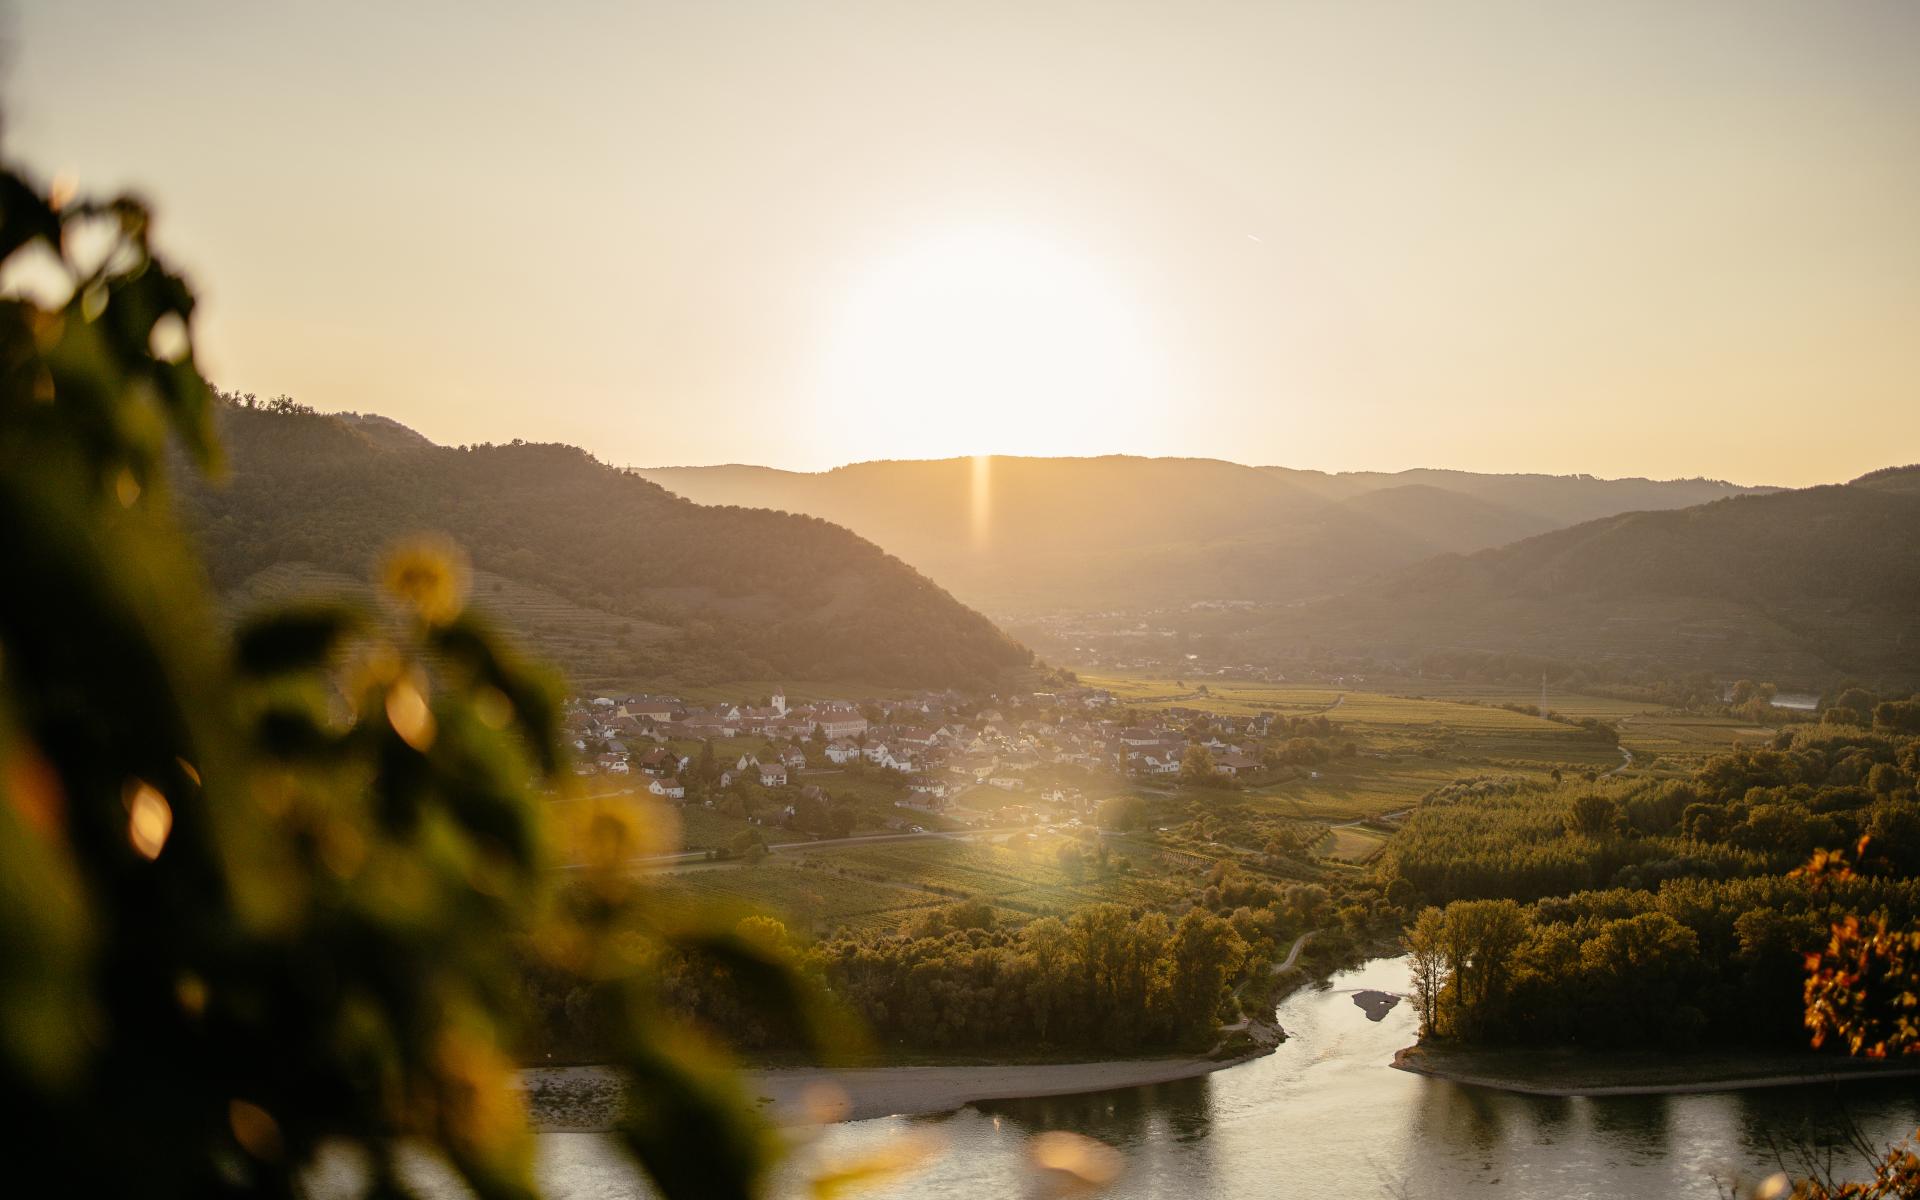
top-left (172, 406), bottom-right (1031, 690)
top-left (1260, 465), bottom-right (1768, 526)
top-left (1249, 474), bottom-right (1920, 686)
top-left (637, 455), bottom-right (1776, 615)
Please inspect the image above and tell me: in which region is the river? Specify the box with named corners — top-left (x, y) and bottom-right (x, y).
top-left (382, 957), bottom-right (1920, 1198)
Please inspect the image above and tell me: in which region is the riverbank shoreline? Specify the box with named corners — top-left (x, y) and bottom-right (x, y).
top-left (1392, 1043), bottom-right (1920, 1098)
top-left (526, 1026), bottom-right (1284, 1131)
top-left (522, 933), bottom-right (1336, 1131)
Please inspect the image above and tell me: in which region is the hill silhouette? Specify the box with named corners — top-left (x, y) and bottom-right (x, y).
top-left (172, 404), bottom-right (1031, 690)
top-left (638, 456), bottom-right (1773, 614)
top-left (1254, 478), bottom-right (1920, 686)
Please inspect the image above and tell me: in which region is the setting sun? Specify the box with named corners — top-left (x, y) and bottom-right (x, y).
top-left (8, 5), bottom-right (1920, 1197)
top-left (815, 225), bottom-right (1166, 460)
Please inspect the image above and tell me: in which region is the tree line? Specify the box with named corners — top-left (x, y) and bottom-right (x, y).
top-left (1393, 720), bottom-right (1920, 1056)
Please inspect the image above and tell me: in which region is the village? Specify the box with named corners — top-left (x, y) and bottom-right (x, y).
top-left (561, 684), bottom-right (1348, 843)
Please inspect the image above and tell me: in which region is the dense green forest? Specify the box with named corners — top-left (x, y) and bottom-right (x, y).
top-left (523, 869), bottom-right (1358, 1063)
top-left (173, 399), bottom-right (1031, 690)
top-left (1390, 705), bottom-right (1920, 1051)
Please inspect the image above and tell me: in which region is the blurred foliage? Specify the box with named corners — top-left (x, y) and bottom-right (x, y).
top-left (1797, 839), bottom-right (1920, 1061)
top-left (0, 163), bottom-right (837, 1197)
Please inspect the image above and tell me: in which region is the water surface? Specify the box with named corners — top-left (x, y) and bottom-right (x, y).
top-left (408, 958), bottom-right (1920, 1198)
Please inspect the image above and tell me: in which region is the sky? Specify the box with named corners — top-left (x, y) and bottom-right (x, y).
top-left (5, 1), bottom-right (1918, 485)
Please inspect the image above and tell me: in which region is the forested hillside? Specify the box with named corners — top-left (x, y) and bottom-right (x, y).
top-left (638, 456), bottom-right (1767, 614)
top-left (173, 402), bottom-right (1031, 689)
top-left (1252, 472), bottom-right (1920, 687)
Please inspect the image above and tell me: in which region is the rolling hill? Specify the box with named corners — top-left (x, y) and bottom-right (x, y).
top-left (637, 457), bottom-right (1772, 615)
top-left (1249, 469), bottom-right (1920, 686)
top-left (171, 405), bottom-right (1031, 691)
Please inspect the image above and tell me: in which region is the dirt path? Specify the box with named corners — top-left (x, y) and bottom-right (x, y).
top-left (1219, 931), bottom-right (1317, 1036)
top-left (1276, 929), bottom-right (1314, 973)
top-left (1604, 744), bottom-right (1634, 777)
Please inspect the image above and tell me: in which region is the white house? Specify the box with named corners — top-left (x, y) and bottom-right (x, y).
top-left (648, 777), bottom-right (685, 800)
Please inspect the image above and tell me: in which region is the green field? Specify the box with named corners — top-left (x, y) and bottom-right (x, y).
top-left (1239, 757), bottom-right (1506, 821)
top-left (647, 833), bottom-right (1189, 934)
top-left (649, 861), bottom-right (948, 934)
top-left (1091, 675), bottom-right (1628, 814)
top-left (1616, 711), bottom-right (1776, 763)
top-left (1082, 675), bottom-right (1343, 715)
top-left (1318, 825), bottom-right (1389, 864)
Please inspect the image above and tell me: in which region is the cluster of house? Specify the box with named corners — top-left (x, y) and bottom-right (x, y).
top-left (562, 685), bottom-right (1284, 807)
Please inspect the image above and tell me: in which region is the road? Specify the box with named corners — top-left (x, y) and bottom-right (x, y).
top-left (1275, 929), bottom-right (1314, 973)
top-left (1604, 744), bottom-right (1634, 777)
top-left (1219, 931), bottom-right (1318, 1039)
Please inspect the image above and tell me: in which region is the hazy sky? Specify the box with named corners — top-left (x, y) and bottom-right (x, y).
top-left (7, 1), bottom-right (1918, 484)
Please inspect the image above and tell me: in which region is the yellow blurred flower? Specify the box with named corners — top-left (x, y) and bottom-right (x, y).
top-left (380, 536), bottom-right (469, 626)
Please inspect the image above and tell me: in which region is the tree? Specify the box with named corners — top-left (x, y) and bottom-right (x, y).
top-left (1566, 793), bottom-right (1618, 839)
top-left (1097, 794), bottom-right (1148, 831)
top-left (1405, 907), bottom-right (1449, 1037)
top-left (1438, 900), bottom-right (1528, 1036)
top-left (1875, 699), bottom-right (1920, 735)
top-left (1180, 745), bottom-right (1219, 785)
top-left (0, 163), bottom-right (830, 1199)
top-left (1163, 911), bottom-right (1248, 1040)
top-left (1830, 687), bottom-right (1877, 726)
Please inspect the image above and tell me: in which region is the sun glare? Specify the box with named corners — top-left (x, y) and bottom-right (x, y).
top-left (817, 226), bottom-right (1166, 461)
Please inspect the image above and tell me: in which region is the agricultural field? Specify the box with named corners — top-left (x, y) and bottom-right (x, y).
top-left (1089, 674), bottom-right (1621, 757)
top-left (647, 861), bottom-right (948, 935)
top-left (556, 787), bottom-right (845, 853)
top-left (1237, 756), bottom-right (1508, 822)
top-left (645, 832), bottom-right (1190, 935)
top-left (1317, 824), bottom-right (1389, 865)
top-left (1372, 679), bottom-right (1671, 722)
top-left (1615, 710), bottom-right (1776, 764)
top-left (675, 805), bottom-right (761, 852)
top-left (1080, 674), bottom-right (1343, 715)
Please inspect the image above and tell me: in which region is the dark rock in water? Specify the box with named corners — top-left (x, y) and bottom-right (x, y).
top-left (1353, 990), bottom-right (1401, 1021)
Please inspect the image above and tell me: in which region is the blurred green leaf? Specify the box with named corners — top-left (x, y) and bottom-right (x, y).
top-left (235, 603), bottom-right (361, 677)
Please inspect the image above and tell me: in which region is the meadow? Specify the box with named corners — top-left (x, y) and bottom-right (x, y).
top-left (645, 832), bottom-right (1190, 935)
